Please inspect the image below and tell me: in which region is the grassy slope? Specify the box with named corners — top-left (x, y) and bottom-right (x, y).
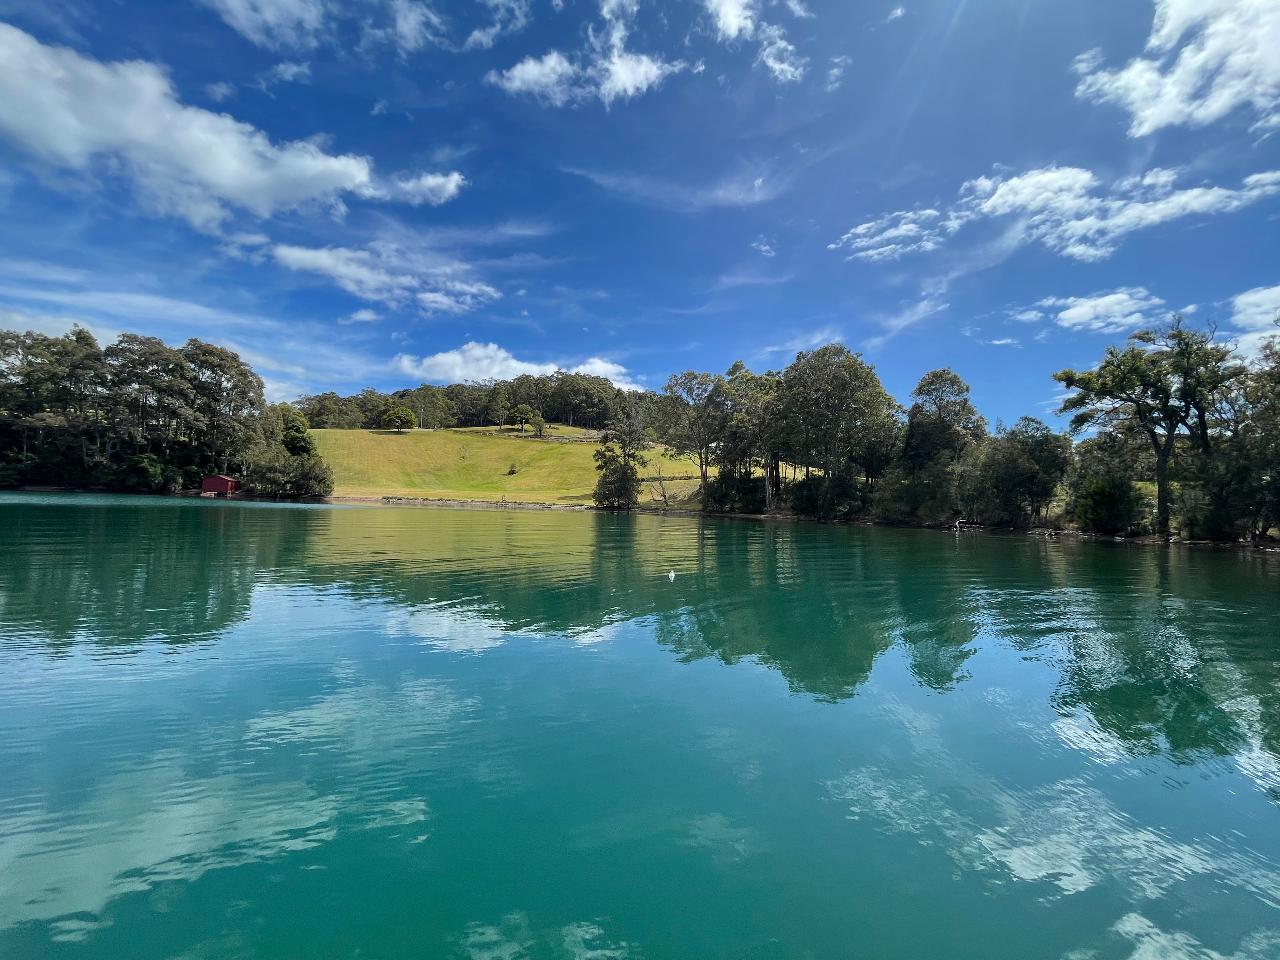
top-left (312, 428), bottom-right (701, 505)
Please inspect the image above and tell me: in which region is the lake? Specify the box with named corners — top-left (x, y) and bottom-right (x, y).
top-left (2, 493), bottom-right (1279, 959)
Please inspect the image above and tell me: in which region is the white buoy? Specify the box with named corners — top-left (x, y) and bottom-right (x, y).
top-left (667, 570), bottom-right (676, 582)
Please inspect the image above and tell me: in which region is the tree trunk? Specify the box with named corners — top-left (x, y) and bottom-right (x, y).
top-left (1154, 446), bottom-right (1172, 540)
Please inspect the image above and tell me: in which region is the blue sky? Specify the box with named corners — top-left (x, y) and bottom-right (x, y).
top-left (0, 0), bottom-right (1277, 422)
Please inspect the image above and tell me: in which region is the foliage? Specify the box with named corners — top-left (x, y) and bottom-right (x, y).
top-left (242, 444), bottom-right (334, 498)
top-left (1056, 320), bottom-right (1242, 539)
top-left (510, 403), bottom-right (538, 432)
top-left (955, 418), bottom-right (1071, 528)
top-left (0, 327), bottom-right (271, 492)
top-left (593, 400), bottom-right (651, 510)
top-left (381, 404), bottom-right (418, 433)
top-left (1064, 434), bottom-right (1145, 535)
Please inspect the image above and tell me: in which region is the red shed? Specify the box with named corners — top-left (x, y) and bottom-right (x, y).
top-left (201, 475), bottom-right (240, 496)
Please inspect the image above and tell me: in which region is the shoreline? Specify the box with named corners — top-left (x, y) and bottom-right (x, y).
top-left (9, 487), bottom-right (1278, 553)
top-left (323, 494), bottom-right (1279, 554)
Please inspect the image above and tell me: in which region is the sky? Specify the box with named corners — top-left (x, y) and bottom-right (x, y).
top-left (0, 0), bottom-right (1277, 423)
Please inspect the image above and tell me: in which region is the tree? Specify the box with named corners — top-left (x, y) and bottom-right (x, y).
top-left (873, 369), bottom-right (982, 524)
top-left (510, 403), bottom-right (537, 432)
top-left (956, 418), bottom-right (1070, 528)
top-left (777, 345), bottom-right (899, 518)
top-left (530, 412), bottom-right (547, 438)
top-left (242, 445), bottom-right (334, 498)
top-left (1056, 321), bottom-right (1240, 539)
top-left (1065, 433), bottom-right (1144, 535)
top-left (592, 401), bottom-right (651, 510)
top-left (279, 405), bottom-right (316, 456)
top-left (381, 404), bottom-right (418, 433)
top-left (486, 384), bottom-right (510, 427)
top-left (659, 371), bottom-right (726, 493)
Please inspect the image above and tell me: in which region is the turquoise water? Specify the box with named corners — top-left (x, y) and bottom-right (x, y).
top-left (2, 492), bottom-right (1279, 959)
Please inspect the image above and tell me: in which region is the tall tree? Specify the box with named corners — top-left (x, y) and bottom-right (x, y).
top-left (593, 400), bottom-right (651, 510)
top-left (778, 345), bottom-right (898, 517)
top-left (1056, 321), bottom-right (1239, 539)
top-left (659, 370), bottom-right (727, 493)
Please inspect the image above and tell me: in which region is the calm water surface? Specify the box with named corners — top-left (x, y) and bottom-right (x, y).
top-left (2, 492), bottom-right (1279, 959)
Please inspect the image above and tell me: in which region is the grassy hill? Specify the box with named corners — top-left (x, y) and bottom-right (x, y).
top-left (312, 427), bottom-right (702, 505)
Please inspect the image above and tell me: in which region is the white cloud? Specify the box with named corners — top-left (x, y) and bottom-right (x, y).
top-left (341, 308), bottom-right (382, 324)
top-left (758, 324), bottom-right (843, 356)
top-left (885, 5), bottom-right (906, 23)
top-left (752, 236), bottom-right (776, 257)
top-left (1231, 283), bottom-right (1280, 331)
top-left (1074, 0), bottom-right (1280, 135)
top-left (488, 0), bottom-right (683, 106)
top-left (1038, 287), bottom-right (1169, 333)
top-left (1230, 283), bottom-right (1280, 356)
top-left (394, 342), bottom-right (641, 388)
top-left (831, 165), bottom-right (1280, 263)
top-left (705, 0), bottom-right (758, 41)
top-left (570, 356), bottom-right (643, 390)
top-left (203, 0), bottom-right (327, 50)
top-left (206, 81), bottom-right (237, 101)
top-left (487, 51), bottom-right (584, 106)
top-left (464, 0), bottom-right (532, 50)
top-left (389, 0), bottom-right (447, 55)
top-left (272, 243), bottom-right (499, 314)
top-left (867, 297), bottom-right (948, 347)
top-left (597, 49), bottom-right (683, 104)
top-left (987, 337), bottom-right (1020, 347)
top-left (385, 171), bottom-right (468, 206)
top-left (263, 60), bottom-right (311, 84)
top-left (826, 55), bottom-right (851, 92)
top-left (274, 245), bottom-right (416, 302)
top-left (0, 24), bottom-right (461, 230)
top-left (755, 23), bottom-right (807, 82)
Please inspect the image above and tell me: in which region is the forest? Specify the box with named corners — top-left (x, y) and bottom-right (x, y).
top-left (2, 320), bottom-right (1278, 539)
top-left (0, 328), bottom-right (333, 498)
top-left (593, 321), bottom-right (1280, 542)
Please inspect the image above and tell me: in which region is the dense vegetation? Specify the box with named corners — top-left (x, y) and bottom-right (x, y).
top-left (0, 328), bottom-right (332, 498)
top-left (297, 372), bottom-right (627, 432)
top-left (594, 323), bottom-right (1280, 542)
top-left (5, 319), bottom-right (1278, 539)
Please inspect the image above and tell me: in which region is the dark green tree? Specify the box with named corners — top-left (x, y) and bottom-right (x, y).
top-left (593, 401), bottom-right (651, 510)
top-left (381, 404), bottom-right (418, 433)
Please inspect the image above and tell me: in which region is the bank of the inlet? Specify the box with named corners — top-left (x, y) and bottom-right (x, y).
top-left (3, 326), bottom-right (1279, 544)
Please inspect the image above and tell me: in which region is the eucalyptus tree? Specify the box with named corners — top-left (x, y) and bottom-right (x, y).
top-left (659, 370), bottom-right (727, 493)
top-left (1056, 321), bottom-right (1240, 539)
top-left (777, 344), bottom-right (898, 517)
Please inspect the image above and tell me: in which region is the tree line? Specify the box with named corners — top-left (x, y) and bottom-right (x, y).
top-left (592, 322), bottom-right (1280, 542)
top-left (297, 371), bottom-right (627, 433)
top-left (0, 328), bottom-right (333, 498)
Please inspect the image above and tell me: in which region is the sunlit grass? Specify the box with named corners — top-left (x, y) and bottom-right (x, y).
top-left (312, 428), bottom-right (700, 506)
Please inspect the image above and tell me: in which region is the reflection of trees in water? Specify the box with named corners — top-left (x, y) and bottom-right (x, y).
top-left (0, 500), bottom-right (320, 648)
top-left (966, 539), bottom-right (1280, 770)
top-left (6, 499), bottom-right (1279, 775)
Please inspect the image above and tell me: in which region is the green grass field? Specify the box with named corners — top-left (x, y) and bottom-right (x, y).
top-left (312, 428), bottom-right (702, 505)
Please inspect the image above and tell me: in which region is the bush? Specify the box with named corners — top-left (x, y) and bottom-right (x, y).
top-left (703, 473), bottom-right (766, 513)
top-left (592, 449), bottom-right (642, 509)
top-left (242, 445), bottom-right (334, 499)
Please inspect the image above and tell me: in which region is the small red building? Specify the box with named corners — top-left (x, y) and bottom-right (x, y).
top-left (201, 475), bottom-right (240, 497)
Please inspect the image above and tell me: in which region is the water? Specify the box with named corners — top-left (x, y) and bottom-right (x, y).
top-left (2, 493), bottom-right (1279, 960)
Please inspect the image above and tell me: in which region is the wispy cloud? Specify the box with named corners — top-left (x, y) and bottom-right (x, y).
top-left (831, 166), bottom-right (1280, 263)
top-left (564, 163), bottom-right (789, 211)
